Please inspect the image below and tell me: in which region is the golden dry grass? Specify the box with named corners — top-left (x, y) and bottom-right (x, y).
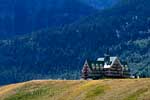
top-left (0, 79), bottom-right (150, 100)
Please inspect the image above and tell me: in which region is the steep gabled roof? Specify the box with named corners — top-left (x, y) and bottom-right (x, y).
top-left (97, 56), bottom-right (117, 65)
top-left (97, 58), bottom-right (104, 61)
top-left (85, 56), bottom-right (128, 70)
top-left (86, 60), bottom-right (104, 70)
top-left (103, 57), bottom-right (118, 68)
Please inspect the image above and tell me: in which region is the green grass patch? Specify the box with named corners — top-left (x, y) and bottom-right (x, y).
top-left (85, 85), bottom-right (106, 99)
top-left (124, 88), bottom-right (148, 100)
top-left (4, 85), bottom-right (65, 100)
top-left (5, 87), bottom-right (51, 100)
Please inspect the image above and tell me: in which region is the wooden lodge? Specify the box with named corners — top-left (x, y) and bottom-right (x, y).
top-left (81, 52), bottom-right (130, 79)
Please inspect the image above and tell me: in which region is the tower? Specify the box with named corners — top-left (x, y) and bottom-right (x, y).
top-left (104, 48), bottom-right (110, 64)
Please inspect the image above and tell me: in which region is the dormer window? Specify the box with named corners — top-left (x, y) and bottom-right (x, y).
top-left (125, 65), bottom-right (128, 70)
top-left (96, 64), bottom-right (99, 70)
top-left (99, 64), bottom-right (103, 70)
top-left (123, 65), bottom-right (128, 71)
top-left (100, 64), bottom-right (103, 67)
top-left (92, 63), bottom-right (95, 70)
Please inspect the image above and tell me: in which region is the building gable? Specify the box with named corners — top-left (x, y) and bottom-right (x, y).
top-left (112, 57), bottom-right (121, 65)
top-left (111, 57), bottom-right (123, 69)
top-left (82, 60), bottom-right (91, 73)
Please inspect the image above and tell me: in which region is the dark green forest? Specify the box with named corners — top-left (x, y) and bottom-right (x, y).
top-left (0, 0), bottom-right (117, 38)
top-left (0, 0), bottom-right (150, 85)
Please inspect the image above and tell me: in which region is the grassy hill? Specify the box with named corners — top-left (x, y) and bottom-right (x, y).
top-left (0, 79), bottom-right (150, 100)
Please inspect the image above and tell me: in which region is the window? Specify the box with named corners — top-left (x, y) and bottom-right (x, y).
top-left (92, 63), bottom-right (95, 70)
top-left (125, 65), bottom-right (128, 70)
top-left (100, 64), bottom-right (103, 67)
top-left (96, 64), bottom-right (99, 70)
top-left (100, 64), bottom-right (103, 70)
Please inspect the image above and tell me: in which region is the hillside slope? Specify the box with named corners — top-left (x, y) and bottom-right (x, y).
top-left (0, 79), bottom-right (150, 100)
top-left (0, 0), bottom-right (118, 38)
top-left (0, 0), bottom-right (97, 37)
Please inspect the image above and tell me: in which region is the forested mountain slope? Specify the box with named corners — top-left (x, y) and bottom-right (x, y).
top-left (0, 0), bottom-right (95, 37)
top-left (81, 0), bottom-right (118, 9)
top-left (0, 0), bottom-right (118, 38)
top-left (0, 0), bottom-right (149, 85)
